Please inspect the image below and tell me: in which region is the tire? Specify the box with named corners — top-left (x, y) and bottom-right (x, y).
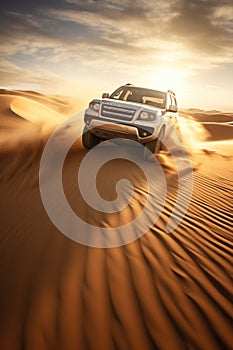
top-left (82, 127), bottom-right (101, 149)
top-left (143, 127), bottom-right (164, 161)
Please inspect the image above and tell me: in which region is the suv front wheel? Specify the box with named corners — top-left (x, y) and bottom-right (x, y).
top-left (143, 127), bottom-right (165, 161)
top-left (82, 126), bottom-right (101, 149)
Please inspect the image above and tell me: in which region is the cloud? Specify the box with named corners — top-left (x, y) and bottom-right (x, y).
top-left (0, 0), bottom-right (232, 102)
top-left (0, 58), bottom-right (67, 92)
top-left (165, 0), bottom-right (233, 56)
top-left (45, 0), bottom-right (233, 61)
top-left (1, 1), bottom-right (232, 60)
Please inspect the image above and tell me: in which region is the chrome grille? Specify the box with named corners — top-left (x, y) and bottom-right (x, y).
top-left (101, 104), bottom-right (136, 121)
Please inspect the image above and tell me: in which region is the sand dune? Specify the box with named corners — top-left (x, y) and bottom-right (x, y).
top-left (0, 91), bottom-right (232, 350)
top-left (180, 108), bottom-right (233, 123)
top-left (180, 108), bottom-right (233, 143)
top-left (0, 89), bottom-right (78, 116)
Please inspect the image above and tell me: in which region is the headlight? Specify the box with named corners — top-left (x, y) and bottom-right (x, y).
top-left (138, 111), bottom-right (156, 121)
top-left (89, 101), bottom-right (100, 111)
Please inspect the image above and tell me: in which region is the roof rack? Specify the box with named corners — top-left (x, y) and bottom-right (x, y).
top-left (167, 89), bottom-right (176, 95)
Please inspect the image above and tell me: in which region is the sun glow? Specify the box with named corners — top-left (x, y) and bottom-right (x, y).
top-left (145, 66), bottom-right (188, 94)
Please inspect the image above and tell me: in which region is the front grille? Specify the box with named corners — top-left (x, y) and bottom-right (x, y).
top-left (101, 103), bottom-right (136, 121)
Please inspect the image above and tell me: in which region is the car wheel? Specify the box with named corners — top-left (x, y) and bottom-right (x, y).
top-left (143, 127), bottom-right (164, 161)
top-left (82, 126), bottom-right (101, 149)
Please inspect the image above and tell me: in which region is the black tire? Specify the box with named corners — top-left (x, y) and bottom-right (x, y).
top-left (82, 127), bottom-right (101, 149)
top-left (143, 127), bottom-right (164, 161)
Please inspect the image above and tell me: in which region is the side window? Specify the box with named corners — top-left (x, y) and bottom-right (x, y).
top-left (169, 94), bottom-right (173, 106)
top-left (171, 95), bottom-right (177, 106)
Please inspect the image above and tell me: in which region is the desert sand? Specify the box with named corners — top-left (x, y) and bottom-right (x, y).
top-left (0, 89), bottom-right (232, 350)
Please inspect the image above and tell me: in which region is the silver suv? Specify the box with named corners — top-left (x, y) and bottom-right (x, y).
top-left (82, 84), bottom-right (178, 158)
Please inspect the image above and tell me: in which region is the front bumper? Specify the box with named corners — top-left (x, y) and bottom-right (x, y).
top-left (84, 114), bottom-right (160, 143)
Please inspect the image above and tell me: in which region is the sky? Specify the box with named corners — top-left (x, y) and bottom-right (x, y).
top-left (0, 0), bottom-right (233, 110)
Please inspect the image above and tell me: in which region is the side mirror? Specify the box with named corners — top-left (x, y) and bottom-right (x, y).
top-left (102, 92), bottom-right (109, 99)
top-left (167, 105), bottom-right (177, 112)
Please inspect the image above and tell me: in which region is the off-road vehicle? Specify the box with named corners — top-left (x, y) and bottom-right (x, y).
top-left (82, 84), bottom-right (178, 158)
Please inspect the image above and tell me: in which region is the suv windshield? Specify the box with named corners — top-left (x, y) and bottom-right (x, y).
top-left (109, 86), bottom-right (166, 109)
